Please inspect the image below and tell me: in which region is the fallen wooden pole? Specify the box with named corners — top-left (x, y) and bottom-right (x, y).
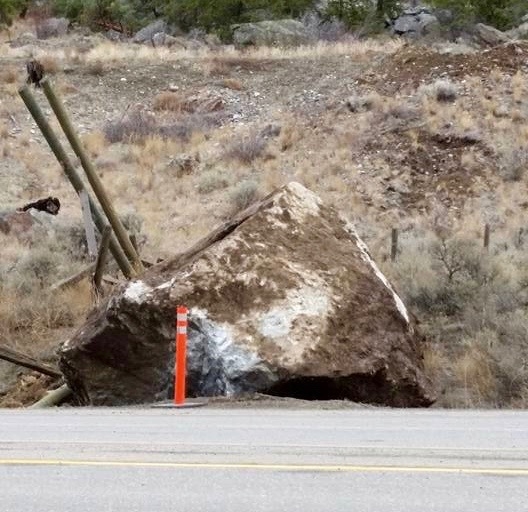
top-left (29, 384), bottom-right (72, 408)
top-left (51, 263), bottom-right (97, 291)
top-left (0, 344), bottom-right (61, 378)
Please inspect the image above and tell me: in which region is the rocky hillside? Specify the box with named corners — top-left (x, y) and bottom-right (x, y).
top-left (1, 19), bottom-right (528, 407)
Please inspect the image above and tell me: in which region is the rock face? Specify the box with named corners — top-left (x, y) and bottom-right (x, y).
top-left (390, 8), bottom-right (440, 38)
top-left (133, 20), bottom-right (167, 43)
top-left (232, 19), bottom-right (313, 47)
top-left (59, 183), bottom-right (435, 407)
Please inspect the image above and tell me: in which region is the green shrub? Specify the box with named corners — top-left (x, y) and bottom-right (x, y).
top-left (198, 170), bottom-right (229, 194)
top-left (229, 179), bottom-right (260, 212)
top-left (428, 0), bottom-right (525, 31)
top-left (0, 0), bottom-right (28, 26)
top-left (323, 0), bottom-right (402, 33)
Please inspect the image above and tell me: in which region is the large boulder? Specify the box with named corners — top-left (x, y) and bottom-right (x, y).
top-left (232, 19), bottom-right (314, 48)
top-left (474, 23), bottom-right (511, 46)
top-left (390, 8), bottom-right (440, 38)
top-left (59, 183), bottom-right (435, 407)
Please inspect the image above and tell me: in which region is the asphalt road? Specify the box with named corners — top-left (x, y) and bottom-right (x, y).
top-left (1, 407), bottom-right (528, 512)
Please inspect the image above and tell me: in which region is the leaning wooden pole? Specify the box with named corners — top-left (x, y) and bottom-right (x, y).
top-left (41, 79), bottom-right (144, 274)
top-left (18, 85), bottom-right (135, 279)
top-left (0, 344), bottom-right (61, 378)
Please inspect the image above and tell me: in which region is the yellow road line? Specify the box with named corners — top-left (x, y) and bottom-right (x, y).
top-left (1, 459), bottom-right (528, 476)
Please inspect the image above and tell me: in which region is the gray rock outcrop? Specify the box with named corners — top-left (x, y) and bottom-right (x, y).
top-left (507, 22), bottom-right (528, 40)
top-left (133, 20), bottom-right (167, 43)
top-left (474, 23), bottom-right (511, 46)
top-left (232, 19), bottom-right (314, 47)
top-left (59, 183), bottom-right (435, 407)
top-left (390, 8), bottom-right (440, 38)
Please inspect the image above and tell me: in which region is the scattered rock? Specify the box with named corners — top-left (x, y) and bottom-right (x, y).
top-left (105, 29), bottom-right (127, 42)
top-left (507, 22), bottom-right (528, 40)
top-left (232, 19), bottom-right (314, 48)
top-left (185, 90), bottom-right (226, 113)
top-left (474, 23), bottom-right (511, 46)
top-left (133, 20), bottom-right (167, 44)
top-left (59, 182), bottom-right (435, 407)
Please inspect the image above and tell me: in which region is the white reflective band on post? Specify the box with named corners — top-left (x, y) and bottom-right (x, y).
top-left (177, 326), bottom-right (187, 334)
top-left (177, 314), bottom-right (187, 322)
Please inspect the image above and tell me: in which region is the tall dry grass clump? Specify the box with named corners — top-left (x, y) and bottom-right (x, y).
top-left (384, 226), bottom-right (528, 407)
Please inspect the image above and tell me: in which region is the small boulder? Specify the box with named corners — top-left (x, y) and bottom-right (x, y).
top-left (151, 32), bottom-right (167, 47)
top-left (59, 183), bottom-right (435, 407)
top-left (105, 29), bottom-right (127, 42)
top-left (507, 22), bottom-right (528, 40)
top-left (474, 23), bottom-right (511, 46)
top-left (232, 19), bottom-right (314, 48)
top-left (133, 20), bottom-right (167, 43)
top-left (391, 8), bottom-right (440, 38)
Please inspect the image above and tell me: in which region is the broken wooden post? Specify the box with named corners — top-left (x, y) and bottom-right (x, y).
top-left (79, 190), bottom-right (98, 259)
top-left (30, 384), bottom-right (72, 408)
top-left (391, 228), bottom-right (399, 262)
top-left (484, 223), bottom-right (490, 251)
top-left (41, 79), bottom-right (144, 274)
top-left (93, 225), bottom-right (112, 295)
top-left (0, 344), bottom-right (61, 378)
top-left (51, 263), bottom-right (97, 291)
top-left (18, 85), bottom-right (135, 279)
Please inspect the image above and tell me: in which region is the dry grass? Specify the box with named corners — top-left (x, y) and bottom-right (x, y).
top-left (0, 66), bottom-right (19, 84)
top-left (2, 33), bottom-right (528, 407)
top-left (384, 223), bottom-right (528, 407)
top-left (153, 91), bottom-right (184, 112)
top-left (223, 130), bottom-right (268, 164)
top-left (219, 78), bottom-right (244, 91)
top-left (229, 179), bottom-right (261, 213)
top-left (38, 55), bottom-right (61, 75)
top-left (82, 131), bottom-right (107, 158)
top-left (84, 60), bottom-right (106, 76)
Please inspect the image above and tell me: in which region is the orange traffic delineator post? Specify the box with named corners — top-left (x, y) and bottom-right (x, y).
top-left (175, 305), bottom-right (188, 405)
top-left (152, 305), bottom-right (205, 409)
